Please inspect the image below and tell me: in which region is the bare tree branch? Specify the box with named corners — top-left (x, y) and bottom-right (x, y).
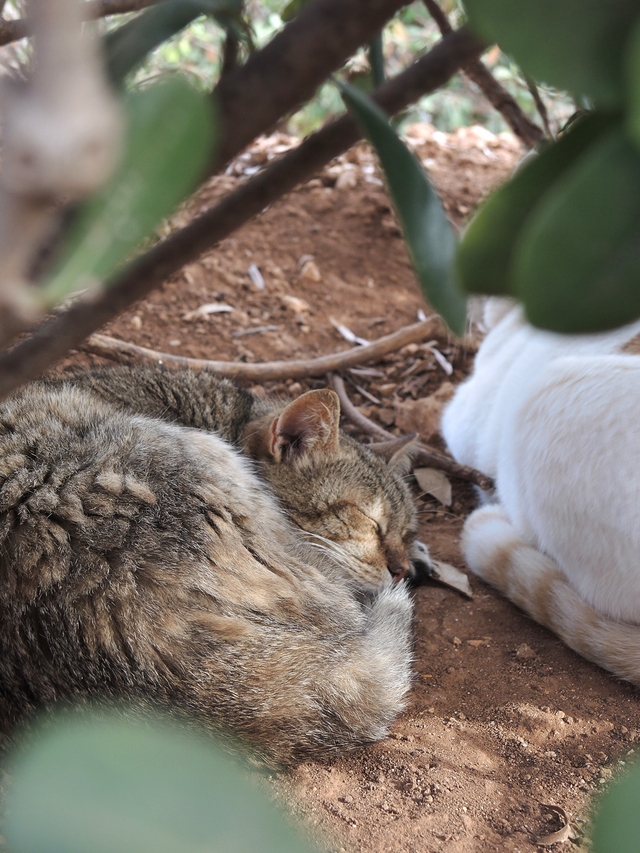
top-left (524, 74), bottom-right (553, 138)
top-left (210, 0), bottom-right (412, 173)
top-left (0, 0), bottom-right (159, 47)
top-left (329, 374), bottom-right (494, 490)
top-left (423, 0), bottom-right (543, 148)
top-left (0, 26), bottom-right (484, 400)
top-left (82, 319), bottom-right (445, 379)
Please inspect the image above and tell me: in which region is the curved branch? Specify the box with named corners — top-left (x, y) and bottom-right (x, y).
top-left (0, 27), bottom-right (484, 401)
top-left (329, 373), bottom-right (494, 490)
top-left (82, 318), bottom-right (444, 379)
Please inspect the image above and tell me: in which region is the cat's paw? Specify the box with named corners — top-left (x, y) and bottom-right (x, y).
top-left (408, 539), bottom-right (435, 587)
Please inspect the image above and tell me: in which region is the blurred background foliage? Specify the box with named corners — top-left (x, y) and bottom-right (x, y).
top-left (0, 0), bottom-right (576, 137)
top-left (128, 0), bottom-right (576, 136)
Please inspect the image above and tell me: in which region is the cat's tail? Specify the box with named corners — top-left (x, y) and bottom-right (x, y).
top-left (304, 583), bottom-right (413, 758)
top-left (463, 504), bottom-right (640, 683)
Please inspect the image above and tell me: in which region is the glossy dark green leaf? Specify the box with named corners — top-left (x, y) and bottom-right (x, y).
top-left (42, 77), bottom-right (216, 306)
top-left (3, 711), bottom-right (318, 853)
top-left (593, 762), bottom-right (640, 853)
top-left (105, 0), bottom-right (244, 86)
top-left (457, 112), bottom-right (618, 296)
top-left (514, 126), bottom-right (640, 332)
top-left (339, 81), bottom-right (466, 335)
top-left (463, 0), bottom-right (640, 107)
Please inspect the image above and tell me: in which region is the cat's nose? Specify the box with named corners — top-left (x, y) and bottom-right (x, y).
top-left (388, 562), bottom-right (410, 583)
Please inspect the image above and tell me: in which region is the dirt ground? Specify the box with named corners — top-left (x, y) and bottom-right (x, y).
top-left (78, 124), bottom-right (640, 852)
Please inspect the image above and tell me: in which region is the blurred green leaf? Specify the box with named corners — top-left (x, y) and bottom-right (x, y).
top-left (514, 126), bottom-right (640, 332)
top-left (339, 81), bottom-right (466, 335)
top-left (3, 710), bottom-right (319, 853)
top-left (593, 762), bottom-right (640, 853)
top-left (626, 16), bottom-right (640, 149)
top-left (463, 0), bottom-right (640, 107)
top-left (281, 0), bottom-right (311, 23)
top-left (42, 77), bottom-right (216, 306)
top-left (368, 33), bottom-right (385, 88)
top-left (105, 0), bottom-right (245, 85)
top-left (457, 112), bottom-right (617, 296)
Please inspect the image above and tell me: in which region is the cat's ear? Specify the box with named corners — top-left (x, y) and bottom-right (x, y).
top-left (269, 389), bottom-right (340, 462)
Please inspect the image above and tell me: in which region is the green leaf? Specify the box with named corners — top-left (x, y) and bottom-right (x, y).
top-left (514, 126), bottom-right (640, 332)
top-left (339, 81), bottom-right (466, 335)
top-left (281, 0), bottom-right (311, 23)
top-left (104, 0), bottom-right (245, 86)
top-left (3, 710), bottom-right (319, 853)
top-left (457, 112), bottom-right (618, 297)
top-left (368, 33), bottom-right (385, 88)
top-left (463, 0), bottom-right (640, 107)
top-left (593, 762), bottom-right (640, 853)
top-left (626, 16), bottom-right (640, 149)
top-left (41, 77), bottom-right (216, 307)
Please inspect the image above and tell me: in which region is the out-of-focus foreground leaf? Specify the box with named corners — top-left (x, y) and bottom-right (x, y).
top-left (462, 0), bottom-right (640, 108)
top-left (593, 762), bottom-right (640, 853)
top-left (3, 710), bottom-right (320, 853)
top-left (339, 81), bottom-right (466, 335)
top-left (104, 0), bottom-right (245, 86)
top-left (281, 0), bottom-right (311, 23)
top-left (42, 77), bottom-right (216, 307)
top-left (515, 126), bottom-right (640, 332)
top-left (457, 112), bottom-right (617, 297)
top-left (626, 16), bottom-right (640, 149)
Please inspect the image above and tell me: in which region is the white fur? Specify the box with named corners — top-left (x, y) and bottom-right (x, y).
top-left (442, 298), bottom-right (640, 639)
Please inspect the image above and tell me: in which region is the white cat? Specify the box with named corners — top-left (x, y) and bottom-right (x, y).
top-left (442, 297), bottom-right (640, 682)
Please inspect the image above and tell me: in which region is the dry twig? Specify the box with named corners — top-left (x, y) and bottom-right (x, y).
top-left (423, 0), bottom-right (543, 148)
top-left (82, 318), bottom-right (445, 379)
top-left (328, 374), bottom-right (494, 490)
top-left (0, 27), bottom-right (484, 400)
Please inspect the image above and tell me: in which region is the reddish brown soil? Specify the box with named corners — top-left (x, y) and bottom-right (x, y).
top-left (82, 124), bottom-right (639, 852)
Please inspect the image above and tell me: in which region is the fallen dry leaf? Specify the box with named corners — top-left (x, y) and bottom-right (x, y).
top-left (395, 381), bottom-right (455, 443)
top-left (414, 467), bottom-right (452, 506)
top-left (430, 560), bottom-right (473, 598)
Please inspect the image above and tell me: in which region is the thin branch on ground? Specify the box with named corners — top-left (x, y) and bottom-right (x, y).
top-left (328, 374), bottom-right (494, 490)
top-left (81, 318), bottom-right (445, 379)
top-left (0, 0), bottom-right (159, 47)
top-left (0, 27), bottom-right (484, 401)
top-left (329, 373), bottom-right (393, 440)
top-left (423, 0), bottom-right (543, 148)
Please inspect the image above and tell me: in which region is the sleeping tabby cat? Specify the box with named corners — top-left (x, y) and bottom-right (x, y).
top-left (442, 298), bottom-right (640, 684)
top-left (0, 365), bottom-right (422, 764)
